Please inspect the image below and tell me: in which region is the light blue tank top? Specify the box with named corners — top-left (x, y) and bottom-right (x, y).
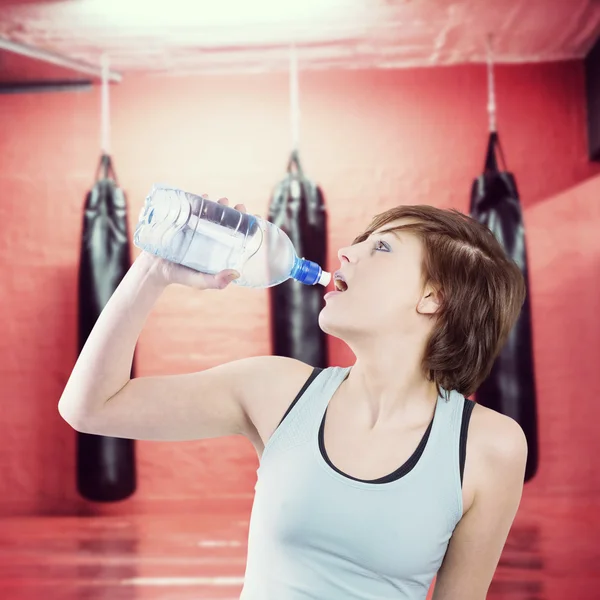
top-left (240, 366), bottom-right (466, 600)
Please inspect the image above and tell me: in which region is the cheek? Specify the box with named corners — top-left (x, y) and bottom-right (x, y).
top-left (385, 289), bottom-right (417, 316)
top-left (385, 272), bottom-right (423, 311)
top-left (353, 285), bottom-right (414, 322)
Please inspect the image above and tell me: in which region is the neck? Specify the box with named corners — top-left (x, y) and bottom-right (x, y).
top-left (343, 332), bottom-right (439, 427)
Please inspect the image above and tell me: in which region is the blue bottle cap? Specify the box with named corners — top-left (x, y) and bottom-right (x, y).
top-left (293, 258), bottom-right (326, 286)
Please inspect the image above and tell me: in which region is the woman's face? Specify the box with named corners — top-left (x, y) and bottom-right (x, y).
top-left (319, 219), bottom-right (434, 342)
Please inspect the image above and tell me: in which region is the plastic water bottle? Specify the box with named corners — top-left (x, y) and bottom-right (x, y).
top-left (133, 184), bottom-right (331, 289)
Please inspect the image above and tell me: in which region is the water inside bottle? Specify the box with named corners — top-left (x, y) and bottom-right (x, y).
top-left (134, 186), bottom-right (262, 276)
top-left (179, 213), bottom-right (257, 274)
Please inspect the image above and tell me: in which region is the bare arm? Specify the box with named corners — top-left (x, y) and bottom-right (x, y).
top-left (58, 198), bottom-right (310, 442)
top-left (57, 246), bottom-right (246, 433)
top-left (59, 251), bottom-right (175, 425)
top-left (432, 411), bottom-right (528, 600)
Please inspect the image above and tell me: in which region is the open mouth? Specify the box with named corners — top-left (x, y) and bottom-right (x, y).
top-left (333, 272), bottom-right (349, 292)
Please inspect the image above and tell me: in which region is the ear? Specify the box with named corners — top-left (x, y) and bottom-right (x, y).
top-left (417, 285), bottom-right (442, 316)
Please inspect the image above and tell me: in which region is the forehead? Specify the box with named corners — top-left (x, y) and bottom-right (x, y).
top-left (372, 218), bottom-right (420, 237)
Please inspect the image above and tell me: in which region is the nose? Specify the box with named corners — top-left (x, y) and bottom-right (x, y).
top-left (337, 244), bottom-right (356, 264)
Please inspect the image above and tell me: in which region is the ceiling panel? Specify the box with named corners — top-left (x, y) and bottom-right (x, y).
top-left (0, 0), bottom-right (598, 78)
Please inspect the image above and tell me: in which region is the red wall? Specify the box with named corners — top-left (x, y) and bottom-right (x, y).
top-left (0, 61), bottom-right (598, 516)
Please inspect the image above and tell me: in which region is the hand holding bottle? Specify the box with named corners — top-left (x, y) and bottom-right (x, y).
top-left (141, 195), bottom-right (247, 291)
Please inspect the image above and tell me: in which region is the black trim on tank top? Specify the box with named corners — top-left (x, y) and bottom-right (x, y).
top-left (277, 366), bottom-right (475, 488)
top-left (318, 408), bottom-right (434, 484)
top-left (276, 367), bottom-right (324, 429)
top-left (459, 399), bottom-right (476, 486)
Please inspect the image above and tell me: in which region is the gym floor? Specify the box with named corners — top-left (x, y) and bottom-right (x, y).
top-left (2, 494), bottom-right (597, 600)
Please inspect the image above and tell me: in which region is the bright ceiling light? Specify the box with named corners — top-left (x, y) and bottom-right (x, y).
top-left (80, 0), bottom-right (365, 30)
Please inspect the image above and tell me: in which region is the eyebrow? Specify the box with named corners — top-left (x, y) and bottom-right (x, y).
top-left (371, 228), bottom-right (403, 240)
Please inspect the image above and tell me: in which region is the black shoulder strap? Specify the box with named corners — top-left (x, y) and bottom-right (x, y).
top-left (277, 367), bottom-right (324, 429)
top-left (459, 399), bottom-right (476, 486)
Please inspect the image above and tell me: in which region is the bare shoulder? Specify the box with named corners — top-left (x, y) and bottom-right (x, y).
top-left (469, 403), bottom-right (529, 465)
top-left (462, 402), bottom-right (528, 512)
top-left (234, 355), bottom-right (316, 454)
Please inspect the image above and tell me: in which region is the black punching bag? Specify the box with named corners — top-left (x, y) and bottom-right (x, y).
top-left (469, 132), bottom-right (538, 482)
top-left (77, 153), bottom-right (136, 501)
top-left (268, 150), bottom-right (328, 367)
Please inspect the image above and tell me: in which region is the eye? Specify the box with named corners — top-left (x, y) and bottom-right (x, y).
top-left (375, 240), bottom-right (391, 252)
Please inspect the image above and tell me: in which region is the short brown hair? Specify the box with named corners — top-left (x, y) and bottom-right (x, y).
top-left (353, 205), bottom-right (526, 398)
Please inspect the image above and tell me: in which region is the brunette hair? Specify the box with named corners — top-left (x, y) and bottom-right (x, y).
top-left (353, 206), bottom-right (526, 397)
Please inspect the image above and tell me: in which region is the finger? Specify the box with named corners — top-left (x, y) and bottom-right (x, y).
top-left (201, 193), bottom-right (209, 199)
top-left (187, 272), bottom-right (229, 291)
top-left (234, 203), bottom-right (247, 213)
top-left (217, 197), bottom-right (229, 205)
top-left (214, 269), bottom-right (240, 286)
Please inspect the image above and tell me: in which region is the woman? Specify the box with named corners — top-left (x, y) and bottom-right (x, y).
top-left (59, 197), bottom-right (528, 600)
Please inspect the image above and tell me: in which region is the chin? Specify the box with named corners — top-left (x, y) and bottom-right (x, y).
top-left (318, 303), bottom-right (363, 339)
